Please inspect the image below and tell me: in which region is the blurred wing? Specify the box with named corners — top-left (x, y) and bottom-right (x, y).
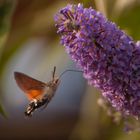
top-left (14, 72), bottom-right (47, 100)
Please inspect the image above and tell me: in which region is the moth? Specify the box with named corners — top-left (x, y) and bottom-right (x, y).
top-left (14, 66), bottom-right (60, 117)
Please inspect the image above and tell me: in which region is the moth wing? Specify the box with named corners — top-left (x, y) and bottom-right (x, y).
top-left (14, 72), bottom-right (47, 100)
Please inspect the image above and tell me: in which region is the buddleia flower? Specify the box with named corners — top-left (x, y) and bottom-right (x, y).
top-left (55, 4), bottom-right (140, 118)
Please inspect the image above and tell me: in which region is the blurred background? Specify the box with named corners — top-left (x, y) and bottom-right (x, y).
top-left (0, 0), bottom-right (140, 139)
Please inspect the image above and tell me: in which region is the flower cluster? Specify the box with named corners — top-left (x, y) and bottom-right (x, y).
top-left (55, 4), bottom-right (140, 118)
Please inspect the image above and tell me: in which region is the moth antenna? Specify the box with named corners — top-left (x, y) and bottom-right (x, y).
top-left (59, 69), bottom-right (83, 79)
top-left (52, 66), bottom-right (56, 80)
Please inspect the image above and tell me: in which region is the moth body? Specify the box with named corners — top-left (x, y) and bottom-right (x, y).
top-left (14, 67), bottom-right (60, 117)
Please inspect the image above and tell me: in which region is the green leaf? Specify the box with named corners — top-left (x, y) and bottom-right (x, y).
top-left (0, 103), bottom-right (7, 118)
top-left (0, 1), bottom-right (16, 75)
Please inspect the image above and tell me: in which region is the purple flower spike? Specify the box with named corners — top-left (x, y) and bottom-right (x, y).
top-left (55, 4), bottom-right (140, 118)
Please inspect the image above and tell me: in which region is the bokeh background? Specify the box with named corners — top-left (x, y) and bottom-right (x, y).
top-left (0, 0), bottom-right (140, 139)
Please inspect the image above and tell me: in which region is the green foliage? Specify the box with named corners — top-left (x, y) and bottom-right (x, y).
top-left (115, 4), bottom-right (140, 40)
top-left (0, 0), bottom-right (16, 117)
top-left (0, 102), bottom-right (7, 118)
top-left (0, 0), bottom-right (15, 44)
top-left (0, 1), bottom-right (12, 35)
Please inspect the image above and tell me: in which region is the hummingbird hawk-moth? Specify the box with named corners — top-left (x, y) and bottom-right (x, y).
top-left (14, 66), bottom-right (60, 117)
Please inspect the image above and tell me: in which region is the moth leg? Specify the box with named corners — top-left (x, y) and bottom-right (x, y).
top-left (41, 102), bottom-right (49, 111)
top-left (40, 95), bottom-right (50, 111)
